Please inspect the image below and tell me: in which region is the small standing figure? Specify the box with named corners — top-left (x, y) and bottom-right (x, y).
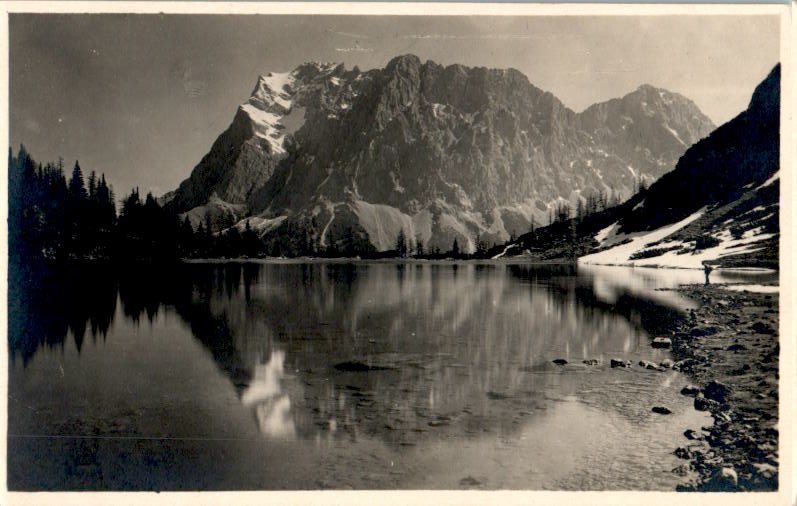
top-left (704, 263), bottom-right (714, 285)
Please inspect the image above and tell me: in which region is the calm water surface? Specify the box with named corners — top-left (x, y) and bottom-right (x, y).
top-left (9, 261), bottom-right (765, 490)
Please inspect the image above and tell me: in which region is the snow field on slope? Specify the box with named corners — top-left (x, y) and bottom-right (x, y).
top-left (580, 207), bottom-right (776, 269)
top-left (579, 208), bottom-right (705, 267)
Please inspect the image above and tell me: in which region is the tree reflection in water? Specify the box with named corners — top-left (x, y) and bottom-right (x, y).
top-left (9, 260), bottom-right (699, 445)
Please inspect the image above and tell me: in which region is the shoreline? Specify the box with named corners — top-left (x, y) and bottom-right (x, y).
top-left (666, 284), bottom-right (779, 491)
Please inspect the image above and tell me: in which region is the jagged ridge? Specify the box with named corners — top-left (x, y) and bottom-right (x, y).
top-left (166, 54), bottom-right (715, 253)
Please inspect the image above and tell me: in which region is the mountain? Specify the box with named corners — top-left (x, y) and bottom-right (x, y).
top-left (165, 55), bottom-right (715, 254)
top-left (618, 63), bottom-right (780, 234)
top-left (504, 64), bottom-right (779, 269)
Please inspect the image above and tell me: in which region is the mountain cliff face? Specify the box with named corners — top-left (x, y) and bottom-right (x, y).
top-left (165, 54), bottom-right (715, 253)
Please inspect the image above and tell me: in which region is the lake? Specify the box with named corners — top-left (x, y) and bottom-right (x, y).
top-left (9, 260), bottom-right (773, 490)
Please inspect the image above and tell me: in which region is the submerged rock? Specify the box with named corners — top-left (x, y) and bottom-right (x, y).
top-left (552, 359), bottom-right (568, 366)
top-left (652, 337), bottom-right (672, 348)
top-left (333, 361), bottom-right (394, 372)
top-left (639, 360), bottom-right (661, 370)
top-left (660, 359), bottom-right (674, 369)
top-left (652, 406), bottom-right (672, 415)
top-left (681, 385), bottom-right (700, 396)
top-left (582, 359), bottom-right (599, 366)
top-left (684, 429), bottom-right (703, 440)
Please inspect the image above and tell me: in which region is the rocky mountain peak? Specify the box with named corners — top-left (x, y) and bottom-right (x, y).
top-left (386, 53), bottom-right (422, 73)
top-left (248, 71), bottom-right (295, 114)
top-left (620, 63), bottom-right (780, 234)
top-left (167, 56), bottom-right (719, 254)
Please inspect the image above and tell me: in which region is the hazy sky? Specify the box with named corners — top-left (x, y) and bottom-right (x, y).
top-left (9, 14), bottom-right (780, 198)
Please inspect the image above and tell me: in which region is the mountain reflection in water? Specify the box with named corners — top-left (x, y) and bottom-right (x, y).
top-left (10, 262), bottom-right (683, 436)
top-left (8, 260), bottom-right (735, 489)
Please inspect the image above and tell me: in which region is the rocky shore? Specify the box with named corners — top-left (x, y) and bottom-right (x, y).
top-left (664, 284), bottom-right (779, 491)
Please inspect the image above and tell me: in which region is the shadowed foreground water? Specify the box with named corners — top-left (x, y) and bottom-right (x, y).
top-left (9, 261), bottom-right (769, 490)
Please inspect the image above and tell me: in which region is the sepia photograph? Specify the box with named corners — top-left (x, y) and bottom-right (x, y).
top-left (2, 2), bottom-right (792, 503)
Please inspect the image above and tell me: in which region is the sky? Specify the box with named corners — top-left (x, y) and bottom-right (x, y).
top-left (9, 14), bottom-right (780, 198)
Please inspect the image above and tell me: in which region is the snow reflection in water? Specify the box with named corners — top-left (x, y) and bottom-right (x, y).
top-left (241, 349), bottom-right (296, 439)
top-left (581, 264), bottom-right (777, 310)
top-left (12, 261), bottom-right (773, 489)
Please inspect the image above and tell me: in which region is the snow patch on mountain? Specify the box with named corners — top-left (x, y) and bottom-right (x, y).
top-left (241, 71), bottom-right (311, 155)
top-left (250, 72), bottom-right (295, 112)
top-left (663, 123), bottom-right (686, 146)
top-left (240, 104), bottom-right (290, 155)
top-left (756, 171), bottom-right (779, 190)
top-left (628, 229), bottom-right (775, 269)
top-left (582, 206), bottom-right (776, 269)
top-left (581, 208), bottom-right (705, 265)
top-left (593, 222), bottom-right (618, 245)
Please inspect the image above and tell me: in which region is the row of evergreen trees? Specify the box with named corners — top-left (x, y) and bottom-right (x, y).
top-left (8, 146), bottom-right (270, 262)
top-left (9, 146), bottom-right (118, 260)
top-left (546, 185), bottom-right (638, 227)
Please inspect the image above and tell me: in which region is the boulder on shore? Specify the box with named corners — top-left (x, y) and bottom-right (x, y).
top-left (703, 380), bottom-right (731, 403)
top-left (694, 395), bottom-right (719, 412)
top-left (751, 321), bottom-right (775, 335)
top-left (691, 326), bottom-right (718, 337)
top-left (715, 467), bottom-right (738, 488)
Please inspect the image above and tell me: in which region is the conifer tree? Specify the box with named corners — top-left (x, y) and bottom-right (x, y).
top-left (88, 171), bottom-right (97, 201)
top-left (396, 228), bottom-right (407, 257)
top-left (69, 161), bottom-right (87, 201)
top-left (451, 238), bottom-right (460, 258)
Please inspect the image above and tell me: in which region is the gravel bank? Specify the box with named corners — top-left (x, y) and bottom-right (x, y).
top-left (665, 284), bottom-right (779, 491)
